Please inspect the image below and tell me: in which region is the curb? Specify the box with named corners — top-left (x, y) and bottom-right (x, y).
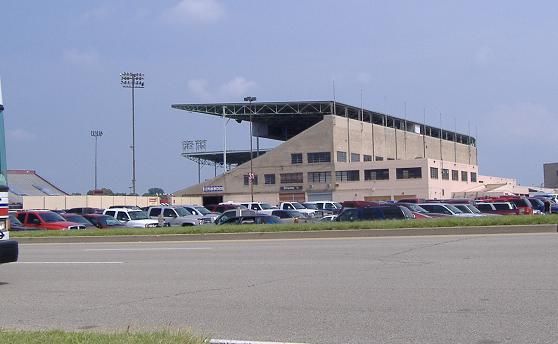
top-left (13, 224), bottom-right (558, 244)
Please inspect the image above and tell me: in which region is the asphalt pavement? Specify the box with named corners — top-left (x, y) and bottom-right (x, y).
top-left (1, 233), bottom-right (558, 344)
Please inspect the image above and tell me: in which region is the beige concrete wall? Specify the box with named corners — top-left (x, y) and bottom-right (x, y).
top-left (331, 116), bottom-right (477, 164)
top-left (426, 159), bottom-right (479, 199)
top-left (23, 196), bottom-right (162, 210)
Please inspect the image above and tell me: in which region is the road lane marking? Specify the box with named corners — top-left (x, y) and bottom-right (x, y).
top-left (210, 340), bottom-right (308, 344)
top-left (17, 261), bottom-right (124, 264)
top-left (83, 247), bottom-right (212, 252)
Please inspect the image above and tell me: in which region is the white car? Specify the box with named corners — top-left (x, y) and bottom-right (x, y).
top-left (103, 208), bottom-right (159, 228)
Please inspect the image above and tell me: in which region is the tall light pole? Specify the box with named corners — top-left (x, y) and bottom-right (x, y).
top-left (120, 72), bottom-right (144, 195)
top-left (244, 96), bottom-right (256, 202)
top-left (90, 130), bottom-right (103, 190)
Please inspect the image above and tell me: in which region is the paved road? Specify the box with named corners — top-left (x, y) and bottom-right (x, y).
top-left (1, 233), bottom-right (557, 344)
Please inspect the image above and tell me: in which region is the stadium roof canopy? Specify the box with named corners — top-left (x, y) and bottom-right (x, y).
top-left (171, 100), bottom-right (476, 144)
top-left (182, 149), bottom-right (270, 166)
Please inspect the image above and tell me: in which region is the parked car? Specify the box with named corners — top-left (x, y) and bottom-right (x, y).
top-left (146, 206), bottom-right (204, 226)
top-left (319, 214), bottom-right (337, 222)
top-left (397, 202), bottom-right (449, 218)
top-left (278, 202), bottom-right (321, 218)
top-left (82, 214), bottom-right (125, 229)
top-left (214, 209), bottom-right (257, 225)
top-left (335, 205), bottom-right (412, 222)
top-left (16, 210), bottom-right (86, 230)
top-left (417, 203), bottom-right (480, 217)
top-left (477, 196), bottom-right (533, 215)
top-left (452, 204), bottom-right (491, 216)
top-left (60, 213), bottom-right (96, 228)
top-left (103, 208), bottom-right (159, 228)
top-left (303, 201), bottom-right (343, 215)
top-left (206, 203), bottom-right (249, 213)
top-left (474, 202), bottom-right (519, 215)
top-left (65, 207), bottom-right (103, 215)
top-left (218, 214), bottom-right (282, 225)
top-left (179, 205), bottom-right (219, 223)
top-left (239, 202), bottom-right (279, 215)
top-left (527, 198), bottom-right (545, 214)
top-left (270, 209), bottom-right (308, 223)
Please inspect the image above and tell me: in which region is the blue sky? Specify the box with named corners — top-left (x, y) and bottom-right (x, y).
top-left (1, 0), bottom-right (557, 194)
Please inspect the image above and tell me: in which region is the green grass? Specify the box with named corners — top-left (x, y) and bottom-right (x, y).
top-left (0, 329), bottom-right (207, 344)
top-left (10, 214), bottom-right (558, 238)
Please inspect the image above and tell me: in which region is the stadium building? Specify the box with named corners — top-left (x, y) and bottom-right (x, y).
top-left (171, 101), bottom-right (497, 205)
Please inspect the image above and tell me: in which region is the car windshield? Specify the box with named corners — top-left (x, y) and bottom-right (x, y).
top-left (334, 202), bottom-right (343, 209)
top-left (454, 205), bottom-right (471, 213)
top-left (260, 203), bottom-right (275, 210)
top-left (405, 204), bottom-right (428, 213)
top-left (291, 202), bottom-right (305, 209)
top-left (128, 211), bottom-right (149, 220)
top-left (9, 214), bottom-right (22, 226)
top-left (103, 216), bottom-right (122, 225)
top-left (175, 207), bottom-right (191, 217)
top-left (64, 215), bottom-right (90, 224)
top-left (303, 203), bottom-right (319, 210)
top-left (445, 204), bottom-right (464, 214)
top-left (41, 212), bottom-right (66, 222)
top-left (466, 205), bottom-right (482, 214)
top-left (194, 206), bottom-right (211, 215)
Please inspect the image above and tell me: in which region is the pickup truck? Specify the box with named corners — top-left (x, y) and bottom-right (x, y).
top-left (278, 202), bottom-right (321, 218)
top-left (239, 202), bottom-right (279, 215)
top-left (0, 229), bottom-right (18, 264)
top-left (146, 206), bottom-right (204, 226)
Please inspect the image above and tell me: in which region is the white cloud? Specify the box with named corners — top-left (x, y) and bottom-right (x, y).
top-left (219, 77), bottom-right (257, 98)
top-left (187, 76), bottom-right (257, 101)
top-left (165, 0), bottom-right (225, 23)
top-left (187, 79), bottom-right (212, 100)
top-left (8, 129), bottom-right (36, 142)
top-left (63, 49), bottom-right (100, 66)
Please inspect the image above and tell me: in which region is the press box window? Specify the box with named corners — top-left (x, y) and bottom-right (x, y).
top-left (307, 152), bottom-right (331, 163)
top-left (461, 171), bottom-right (468, 182)
top-left (364, 169), bottom-right (389, 181)
top-left (442, 169), bottom-right (449, 180)
top-left (396, 167), bottom-right (422, 179)
top-left (363, 155), bottom-right (372, 162)
top-left (291, 153), bottom-right (303, 164)
top-left (351, 153), bottom-right (360, 162)
top-left (430, 167), bottom-right (439, 179)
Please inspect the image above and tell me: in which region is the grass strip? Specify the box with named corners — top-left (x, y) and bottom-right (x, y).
top-left (0, 329), bottom-right (207, 344)
top-left (10, 214), bottom-right (558, 238)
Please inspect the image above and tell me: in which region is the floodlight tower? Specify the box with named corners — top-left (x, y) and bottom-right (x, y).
top-left (243, 96), bottom-right (256, 202)
top-left (120, 72), bottom-right (144, 195)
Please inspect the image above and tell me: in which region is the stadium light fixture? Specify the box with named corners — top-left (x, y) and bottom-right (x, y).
top-left (120, 72), bottom-right (144, 195)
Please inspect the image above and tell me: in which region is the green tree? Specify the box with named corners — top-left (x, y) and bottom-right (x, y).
top-left (143, 187), bottom-right (164, 196)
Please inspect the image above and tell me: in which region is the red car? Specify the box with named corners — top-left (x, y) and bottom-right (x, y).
top-left (82, 214), bottom-right (125, 229)
top-left (16, 210), bottom-right (85, 230)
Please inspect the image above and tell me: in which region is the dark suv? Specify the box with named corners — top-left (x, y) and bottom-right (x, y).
top-left (335, 206), bottom-right (412, 222)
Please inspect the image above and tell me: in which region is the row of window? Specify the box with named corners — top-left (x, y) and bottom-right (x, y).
top-left (244, 168), bottom-right (477, 185)
top-left (291, 151), bottom-right (386, 165)
top-left (429, 167), bottom-right (477, 182)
